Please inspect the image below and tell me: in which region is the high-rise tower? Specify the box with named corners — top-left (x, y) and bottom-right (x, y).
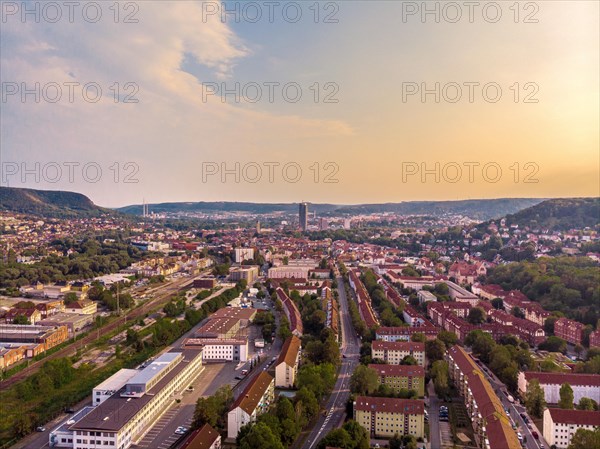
top-left (299, 202), bottom-right (308, 231)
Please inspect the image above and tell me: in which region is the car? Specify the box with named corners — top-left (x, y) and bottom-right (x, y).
top-left (241, 369), bottom-right (248, 376)
top-left (175, 426), bottom-right (188, 435)
top-left (532, 431), bottom-right (539, 439)
top-left (517, 432), bottom-right (523, 441)
top-left (235, 375), bottom-right (243, 380)
top-left (36, 427), bottom-right (46, 432)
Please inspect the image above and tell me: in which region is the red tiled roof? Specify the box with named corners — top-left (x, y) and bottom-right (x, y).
top-left (354, 396), bottom-right (424, 415)
top-left (547, 409), bottom-right (600, 426)
top-left (524, 372), bottom-right (600, 387)
top-left (368, 364), bottom-right (425, 378)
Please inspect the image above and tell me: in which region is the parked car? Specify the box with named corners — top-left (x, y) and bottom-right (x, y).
top-left (175, 426), bottom-right (188, 435)
top-left (532, 431), bottom-right (539, 439)
top-left (36, 427), bottom-right (46, 432)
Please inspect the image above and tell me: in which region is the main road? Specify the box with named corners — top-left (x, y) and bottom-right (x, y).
top-left (303, 272), bottom-right (361, 449)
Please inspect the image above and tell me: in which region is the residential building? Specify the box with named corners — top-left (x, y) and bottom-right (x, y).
top-left (234, 248), bottom-right (255, 263)
top-left (375, 326), bottom-right (439, 342)
top-left (275, 288), bottom-right (303, 337)
top-left (446, 345), bottom-right (521, 449)
top-left (543, 408), bottom-right (600, 449)
top-left (229, 266), bottom-right (259, 285)
top-left (275, 335), bottom-right (301, 388)
top-left (371, 341), bottom-right (425, 366)
top-left (518, 372), bottom-right (600, 404)
top-left (64, 299), bottom-right (97, 315)
top-left (554, 318), bottom-right (585, 345)
top-left (353, 396), bottom-right (424, 439)
top-left (368, 364), bottom-right (425, 397)
top-left (227, 372), bottom-right (275, 439)
top-left (4, 308), bottom-right (42, 325)
top-left (193, 278), bottom-right (217, 289)
top-left (181, 424), bottom-right (221, 449)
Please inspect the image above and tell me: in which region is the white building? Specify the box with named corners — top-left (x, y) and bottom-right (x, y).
top-left (227, 372), bottom-right (274, 439)
top-left (185, 338), bottom-right (248, 362)
top-left (518, 372), bottom-right (600, 404)
top-left (93, 369), bottom-right (139, 406)
top-left (275, 336), bottom-right (301, 388)
top-left (543, 408), bottom-right (600, 448)
top-left (267, 266), bottom-right (310, 279)
top-left (417, 290), bottom-right (437, 304)
top-left (234, 248), bottom-right (255, 263)
top-left (67, 350), bottom-right (203, 449)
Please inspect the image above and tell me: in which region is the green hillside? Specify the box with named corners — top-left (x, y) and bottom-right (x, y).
top-left (0, 187), bottom-right (108, 217)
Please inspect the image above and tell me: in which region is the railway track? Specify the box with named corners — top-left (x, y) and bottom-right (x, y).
top-left (0, 276), bottom-right (197, 390)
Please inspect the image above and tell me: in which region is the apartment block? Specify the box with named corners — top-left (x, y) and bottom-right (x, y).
top-left (353, 396), bottom-right (424, 439)
top-left (371, 341), bottom-right (425, 367)
top-left (368, 364), bottom-right (425, 397)
top-left (554, 318), bottom-right (585, 345)
top-left (543, 408), bottom-right (600, 449)
top-left (446, 345), bottom-right (521, 449)
top-left (275, 335), bottom-right (301, 388)
top-left (227, 372), bottom-right (275, 439)
top-left (518, 371), bottom-right (600, 404)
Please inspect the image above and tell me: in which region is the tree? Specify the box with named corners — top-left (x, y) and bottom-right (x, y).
top-left (437, 330), bottom-right (458, 348)
top-left (316, 428), bottom-right (352, 449)
top-left (524, 378), bottom-right (546, 418)
top-left (63, 292), bottom-right (78, 304)
top-left (574, 344), bottom-right (584, 358)
top-left (430, 360), bottom-right (449, 397)
top-left (558, 383), bottom-right (574, 409)
top-left (294, 387), bottom-right (319, 427)
top-left (539, 336), bottom-right (567, 354)
top-left (238, 422), bottom-right (285, 449)
top-left (491, 297), bottom-right (504, 310)
top-left (425, 339), bottom-right (446, 362)
top-left (465, 330), bottom-right (496, 364)
top-left (567, 427), bottom-right (600, 449)
top-left (400, 355), bottom-right (418, 365)
top-left (577, 397), bottom-right (598, 411)
top-left (512, 306), bottom-right (526, 319)
top-left (411, 332), bottom-right (426, 342)
top-left (12, 314), bottom-right (30, 325)
top-left (544, 316), bottom-right (558, 335)
top-left (342, 420), bottom-right (369, 449)
top-left (350, 365), bottom-right (379, 395)
top-left (467, 307), bottom-right (487, 325)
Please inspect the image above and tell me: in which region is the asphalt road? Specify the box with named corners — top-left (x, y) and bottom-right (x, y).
top-left (426, 382), bottom-right (441, 449)
top-left (303, 273), bottom-right (361, 449)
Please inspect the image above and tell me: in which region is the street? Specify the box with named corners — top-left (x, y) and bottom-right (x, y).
top-left (303, 274), bottom-right (361, 449)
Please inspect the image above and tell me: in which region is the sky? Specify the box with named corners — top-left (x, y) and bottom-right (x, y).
top-left (0, 0), bottom-right (598, 208)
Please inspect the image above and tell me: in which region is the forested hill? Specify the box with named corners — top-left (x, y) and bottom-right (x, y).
top-left (0, 187), bottom-right (108, 217)
top-left (501, 198), bottom-right (599, 231)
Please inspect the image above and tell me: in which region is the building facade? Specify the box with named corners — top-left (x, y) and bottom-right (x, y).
top-left (353, 396), bottom-right (424, 439)
top-left (275, 336), bottom-right (301, 388)
top-left (227, 372), bottom-right (275, 439)
top-left (371, 341), bottom-right (425, 366)
top-left (368, 364), bottom-right (425, 397)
